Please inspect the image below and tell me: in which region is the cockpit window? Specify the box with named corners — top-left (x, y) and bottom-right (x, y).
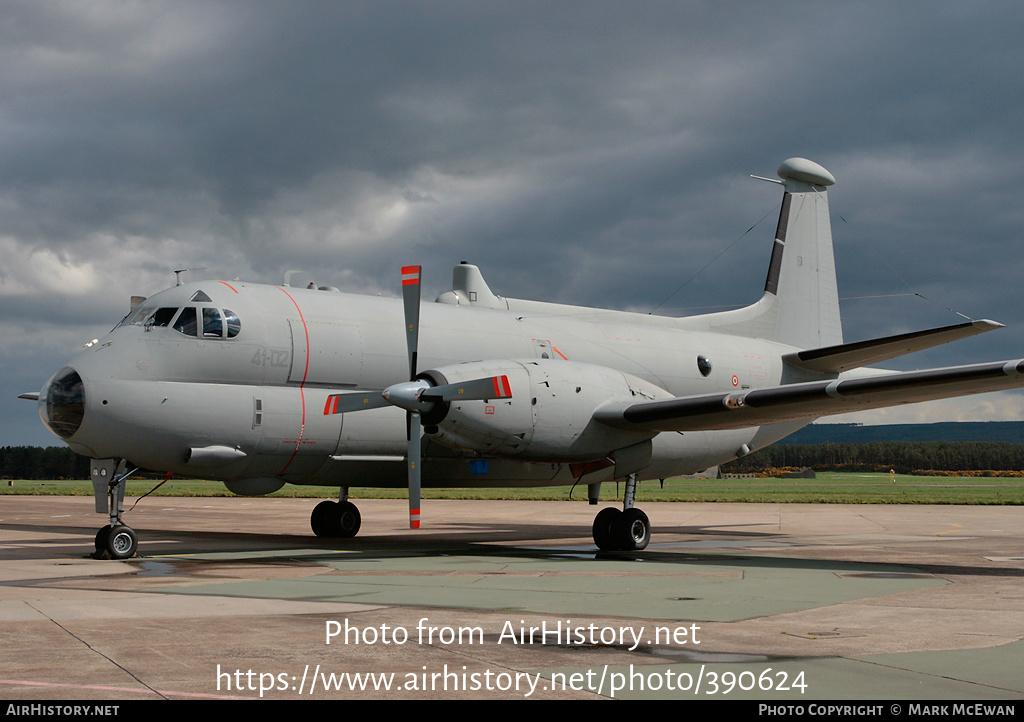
top-left (223, 309), bottom-right (241, 338)
top-left (125, 303), bottom-right (240, 339)
top-left (190, 290), bottom-right (213, 303)
top-left (117, 304), bottom-right (151, 329)
top-left (202, 307), bottom-right (223, 337)
top-left (172, 307), bottom-right (198, 336)
top-left (150, 307), bottom-right (178, 327)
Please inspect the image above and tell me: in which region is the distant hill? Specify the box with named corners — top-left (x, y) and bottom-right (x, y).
top-left (785, 422), bottom-right (1024, 444)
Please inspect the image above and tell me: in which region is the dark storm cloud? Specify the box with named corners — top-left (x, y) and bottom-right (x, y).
top-left (3, 1), bottom-right (1024, 444)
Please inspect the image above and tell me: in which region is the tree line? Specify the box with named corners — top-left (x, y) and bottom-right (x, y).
top-left (5, 441), bottom-right (1024, 480)
top-left (725, 441), bottom-right (1024, 474)
top-left (0, 447), bottom-right (91, 480)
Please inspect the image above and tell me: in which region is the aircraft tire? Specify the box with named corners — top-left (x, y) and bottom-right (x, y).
top-left (592, 507), bottom-right (622, 551)
top-left (336, 500), bottom-right (361, 538)
top-left (105, 525), bottom-right (138, 560)
top-left (311, 500), bottom-right (337, 537)
top-left (311, 500), bottom-right (362, 538)
top-left (613, 508), bottom-right (651, 551)
top-left (94, 525), bottom-right (113, 553)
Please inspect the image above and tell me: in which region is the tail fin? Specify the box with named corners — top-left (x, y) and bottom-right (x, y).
top-left (765, 158), bottom-right (842, 348)
top-left (689, 158), bottom-right (843, 350)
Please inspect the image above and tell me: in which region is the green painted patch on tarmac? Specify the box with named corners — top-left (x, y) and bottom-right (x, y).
top-left (150, 549), bottom-right (946, 622)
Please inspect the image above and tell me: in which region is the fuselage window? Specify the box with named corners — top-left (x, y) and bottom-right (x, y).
top-left (223, 309), bottom-right (241, 338)
top-left (202, 307), bottom-right (223, 338)
top-left (173, 307), bottom-right (198, 337)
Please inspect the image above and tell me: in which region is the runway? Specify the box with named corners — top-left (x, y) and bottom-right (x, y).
top-left (1, 495), bottom-right (1022, 700)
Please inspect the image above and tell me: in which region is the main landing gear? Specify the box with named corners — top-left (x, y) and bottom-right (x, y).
top-left (90, 460), bottom-right (140, 560)
top-left (306, 482), bottom-right (650, 549)
top-left (591, 472), bottom-right (651, 552)
top-left (311, 488), bottom-right (361, 538)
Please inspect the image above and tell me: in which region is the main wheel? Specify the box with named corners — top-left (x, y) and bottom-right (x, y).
top-left (311, 500), bottom-right (337, 537)
top-left (613, 508), bottom-right (651, 551)
top-left (335, 500), bottom-right (361, 538)
top-left (592, 507), bottom-right (622, 551)
top-left (311, 500), bottom-right (362, 538)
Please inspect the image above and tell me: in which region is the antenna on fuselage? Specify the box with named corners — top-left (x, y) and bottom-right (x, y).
top-left (174, 267), bottom-right (207, 286)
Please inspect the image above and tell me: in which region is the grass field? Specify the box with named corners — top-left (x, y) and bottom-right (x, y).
top-left (3, 472), bottom-right (1022, 504)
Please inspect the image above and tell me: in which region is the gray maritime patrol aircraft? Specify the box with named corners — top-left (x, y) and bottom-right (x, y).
top-left (20, 158), bottom-right (1024, 559)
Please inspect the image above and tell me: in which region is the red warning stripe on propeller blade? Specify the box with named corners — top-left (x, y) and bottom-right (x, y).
top-left (324, 395), bottom-right (339, 415)
top-left (492, 375), bottom-right (512, 398)
top-left (410, 508), bottom-right (421, 529)
top-left (401, 265), bottom-right (421, 285)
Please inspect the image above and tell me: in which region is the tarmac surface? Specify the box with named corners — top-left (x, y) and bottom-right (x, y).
top-left (1, 494), bottom-right (1023, 700)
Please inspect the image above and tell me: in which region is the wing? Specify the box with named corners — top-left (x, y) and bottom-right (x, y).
top-left (593, 358), bottom-right (1024, 432)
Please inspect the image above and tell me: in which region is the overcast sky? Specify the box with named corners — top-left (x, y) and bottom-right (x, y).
top-left (4, 1), bottom-right (1024, 447)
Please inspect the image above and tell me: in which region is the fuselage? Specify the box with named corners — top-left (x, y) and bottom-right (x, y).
top-left (38, 279), bottom-right (810, 489)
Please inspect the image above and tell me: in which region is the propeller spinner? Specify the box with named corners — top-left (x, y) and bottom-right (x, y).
top-left (323, 265), bottom-right (512, 529)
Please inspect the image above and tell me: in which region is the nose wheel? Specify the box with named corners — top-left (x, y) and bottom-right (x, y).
top-left (94, 524), bottom-right (138, 560)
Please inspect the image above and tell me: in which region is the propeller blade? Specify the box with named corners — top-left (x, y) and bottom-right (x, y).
top-left (401, 265), bottom-right (421, 381)
top-left (323, 392), bottom-right (389, 415)
top-left (408, 410), bottom-right (422, 529)
top-left (420, 374), bottom-right (513, 402)
top-left (401, 265), bottom-right (424, 529)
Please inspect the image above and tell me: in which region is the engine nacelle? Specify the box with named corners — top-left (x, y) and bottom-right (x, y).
top-left (223, 477), bottom-right (286, 496)
top-left (420, 359), bottom-right (671, 462)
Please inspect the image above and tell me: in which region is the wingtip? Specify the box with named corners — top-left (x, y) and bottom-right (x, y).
top-left (972, 319), bottom-right (1005, 330)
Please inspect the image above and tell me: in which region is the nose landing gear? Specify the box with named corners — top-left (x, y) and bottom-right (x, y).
top-left (90, 459), bottom-right (140, 560)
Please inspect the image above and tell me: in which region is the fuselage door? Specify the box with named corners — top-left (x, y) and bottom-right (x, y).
top-left (288, 318), bottom-right (308, 384)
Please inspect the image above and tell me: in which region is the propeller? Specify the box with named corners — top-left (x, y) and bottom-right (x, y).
top-left (323, 265), bottom-right (512, 529)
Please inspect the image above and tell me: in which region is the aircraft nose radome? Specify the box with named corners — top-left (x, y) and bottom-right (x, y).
top-left (777, 158), bottom-right (836, 186)
top-left (41, 367), bottom-right (86, 440)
